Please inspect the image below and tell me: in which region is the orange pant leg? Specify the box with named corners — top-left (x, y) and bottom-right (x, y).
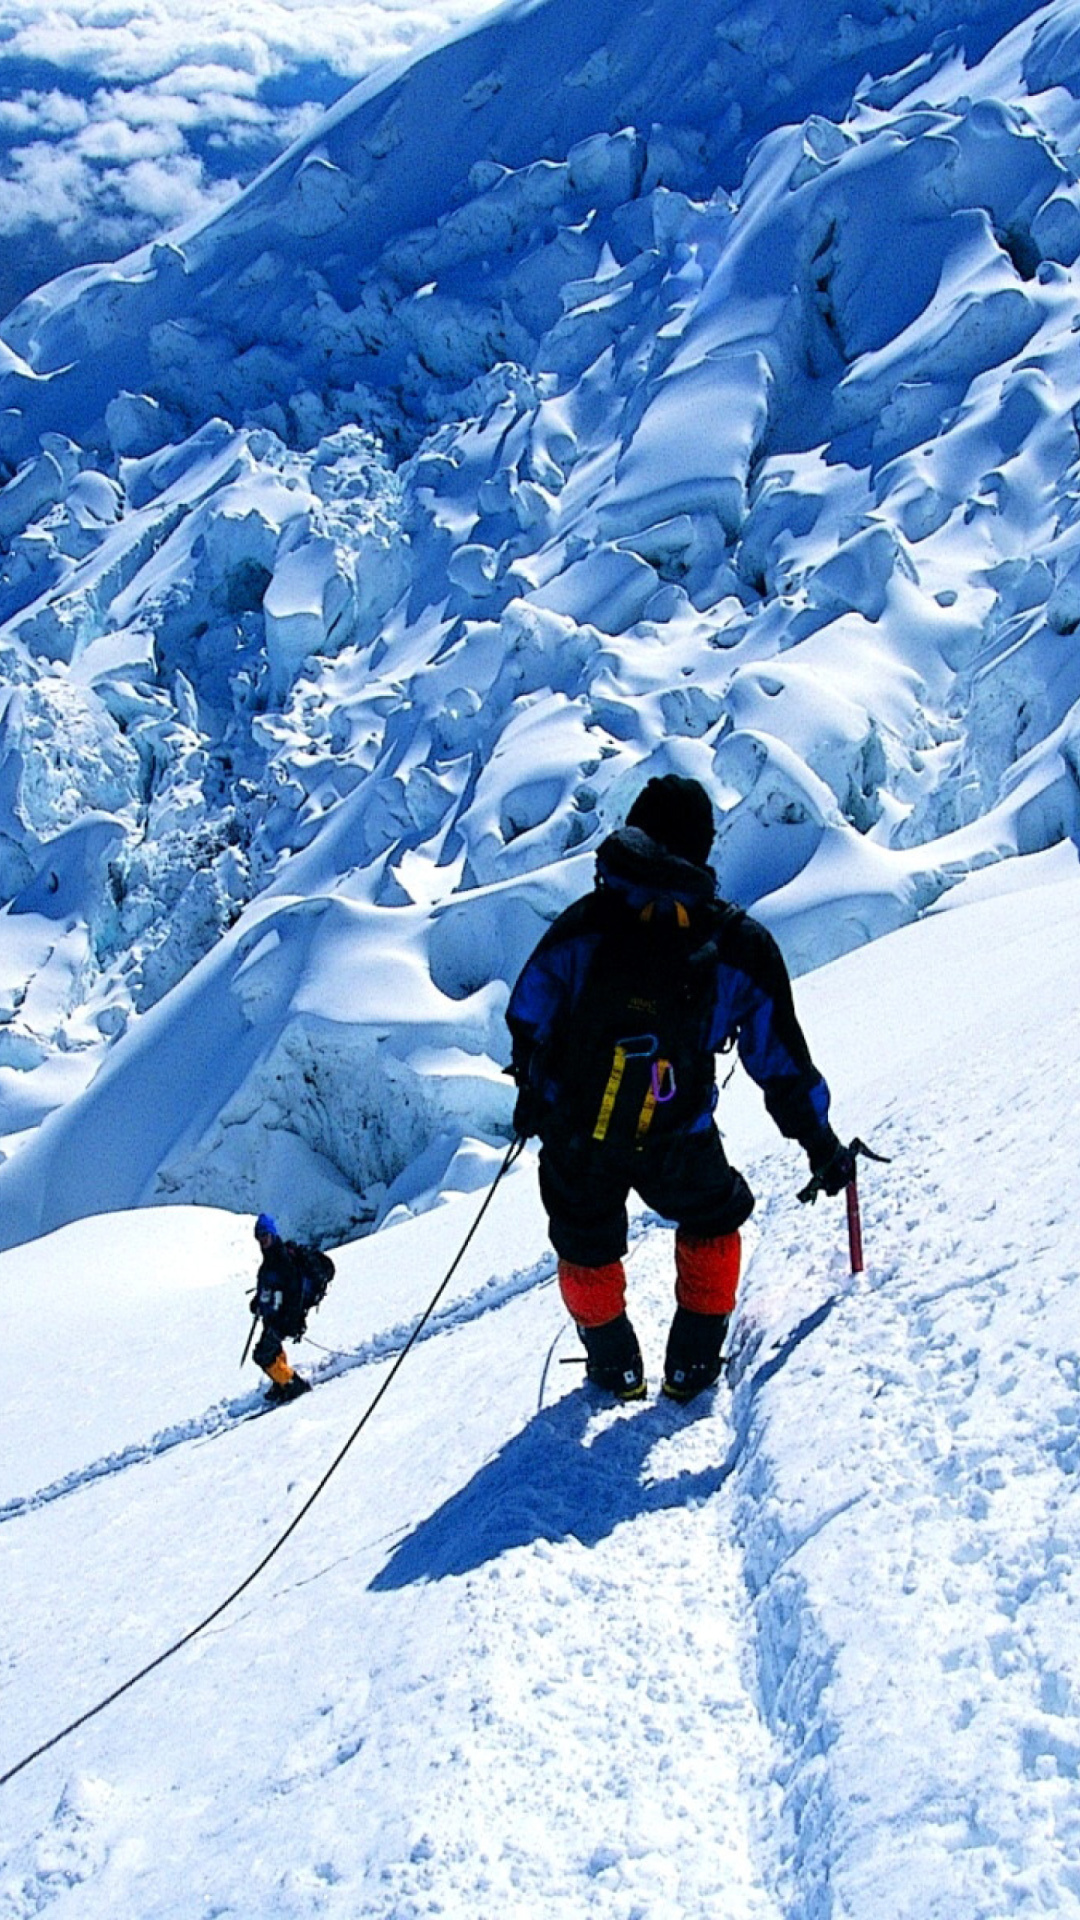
top-left (674, 1230), bottom-right (741, 1315)
top-left (557, 1258), bottom-right (627, 1327)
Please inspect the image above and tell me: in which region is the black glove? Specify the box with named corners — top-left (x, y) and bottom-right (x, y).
top-left (249, 1295), bottom-right (260, 1315)
top-left (798, 1132), bottom-right (856, 1203)
top-left (814, 1140), bottom-right (857, 1196)
top-left (512, 1083), bottom-right (545, 1141)
top-left (798, 1134), bottom-right (890, 1204)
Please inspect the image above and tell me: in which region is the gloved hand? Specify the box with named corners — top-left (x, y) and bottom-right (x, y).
top-left (798, 1132), bottom-right (857, 1203)
top-left (249, 1295), bottom-right (260, 1315)
top-left (798, 1134), bottom-right (890, 1204)
top-left (813, 1140), bottom-right (857, 1196)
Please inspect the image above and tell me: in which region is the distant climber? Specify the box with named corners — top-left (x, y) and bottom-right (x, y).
top-left (250, 1214), bottom-right (335, 1403)
top-left (506, 773), bottom-right (855, 1403)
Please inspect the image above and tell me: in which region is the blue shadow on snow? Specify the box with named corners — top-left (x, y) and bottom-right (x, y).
top-left (370, 1292), bottom-right (841, 1590)
top-left (369, 1389), bottom-right (738, 1589)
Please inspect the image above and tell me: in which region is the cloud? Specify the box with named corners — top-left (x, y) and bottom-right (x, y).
top-left (0, 136), bottom-right (237, 240)
top-left (121, 151), bottom-right (238, 221)
top-left (0, 89), bottom-right (90, 137)
top-left (0, 144), bottom-right (96, 237)
top-left (73, 114), bottom-right (186, 165)
top-left (2, 0), bottom-right (497, 83)
top-left (0, 0), bottom-right (501, 315)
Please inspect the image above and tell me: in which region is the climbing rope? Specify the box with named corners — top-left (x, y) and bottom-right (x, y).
top-left (0, 1136), bottom-right (525, 1791)
top-left (301, 1333), bottom-right (363, 1360)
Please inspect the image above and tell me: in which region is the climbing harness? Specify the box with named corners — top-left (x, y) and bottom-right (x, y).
top-left (591, 1030), bottom-right (678, 1146)
top-left (0, 1136), bottom-right (525, 1791)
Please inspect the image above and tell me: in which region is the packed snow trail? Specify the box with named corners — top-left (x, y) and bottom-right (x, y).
top-left (0, 1238), bottom-right (787, 1920)
top-left (2, 868), bottom-right (1080, 1916)
top-left (364, 1229), bottom-right (783, 1920)
top-left (0, 1175), bottom-right (554, 1511)
top-left (0, 1212), bottom-right (694, 1524)
top-left (0, 1137), bottom-right (532, 1793)
top-left (0, 1244), bottom-right (560, 1524)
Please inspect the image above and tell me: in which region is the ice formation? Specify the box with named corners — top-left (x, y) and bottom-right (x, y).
top-left (2, 0), bottom-right (1080, 1246)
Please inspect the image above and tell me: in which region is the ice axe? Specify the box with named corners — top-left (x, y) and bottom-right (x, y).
top-left (845, 1168), bottom-right (866, 1276)
top-left (798, 1138), bottom-right (890, 1275)
top-left (240, 1298), bottom-right (259, 1370)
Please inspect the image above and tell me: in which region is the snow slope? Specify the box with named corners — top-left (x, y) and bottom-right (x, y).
top-left (3, 0), bottom-right (1080, 1249)
top-left (1, 863), bottom-right (1078, 1918)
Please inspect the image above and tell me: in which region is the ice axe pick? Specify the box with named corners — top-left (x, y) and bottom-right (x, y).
top-left (798, 1137), bottom-right (890, 1275)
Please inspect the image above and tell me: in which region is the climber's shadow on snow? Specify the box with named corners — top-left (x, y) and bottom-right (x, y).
top-left (371, 1295), bottom-right (839, 1589)
top-left (369, 1387), bottom-right (739, 1589)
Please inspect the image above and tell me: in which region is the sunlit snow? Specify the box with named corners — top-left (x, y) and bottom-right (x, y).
top-left (2, 0), bottom-right (1080, 1908)
top-left (1, 868), bottom-right (1079, 1914)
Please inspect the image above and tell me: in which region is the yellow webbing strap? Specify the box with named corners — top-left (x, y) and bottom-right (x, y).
top-left (592, 1044), bottom-right (628, 1142)
top-left (635, 1083), bottom-right (658, 1142)
top-left (641, 901), bottom-right (690, 928)
top-left (635, 1058), bottom-right (672, 1143)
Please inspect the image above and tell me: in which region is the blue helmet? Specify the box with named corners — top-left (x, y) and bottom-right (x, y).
top-left (254, 1212), bottom-right (279, 1241)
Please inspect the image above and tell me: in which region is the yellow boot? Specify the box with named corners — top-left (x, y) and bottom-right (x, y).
top-left (266, 1351), bottom-right (294, 1387)
top-left (264, 1351), bottom-right (310, 1404)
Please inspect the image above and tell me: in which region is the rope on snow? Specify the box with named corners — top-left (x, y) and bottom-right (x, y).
top-left (0, 1136), bottom-right (526, 1791)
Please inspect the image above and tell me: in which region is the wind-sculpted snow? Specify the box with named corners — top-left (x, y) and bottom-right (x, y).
top-left (2, 0), bottom-right (1080, 1243)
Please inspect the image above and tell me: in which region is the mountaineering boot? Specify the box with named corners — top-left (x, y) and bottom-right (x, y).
top-left (578, 1312), bottom-right (646, 1401)
top-left (265, 1373), bottom-right (312, 1406)
top-left (662, 1306), bottom-right (730, 1402)
top-left (264, 1351), bottom-right (310, 1404)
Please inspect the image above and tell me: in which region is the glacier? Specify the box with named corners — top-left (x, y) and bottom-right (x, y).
top-left (2, 0), bottom-right (1080, 1247)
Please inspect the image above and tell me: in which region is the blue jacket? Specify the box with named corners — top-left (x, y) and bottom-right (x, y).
top-left (506, 827), bottom-right (834, 1158)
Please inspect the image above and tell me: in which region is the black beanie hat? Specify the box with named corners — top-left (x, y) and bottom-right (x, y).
top-left (625, 775), bottom-right (715, 866)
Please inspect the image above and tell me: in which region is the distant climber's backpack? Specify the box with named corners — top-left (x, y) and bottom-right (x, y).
top-left (547, 893), bottom-right (735, 1152)
top-left (273, 1242), bottom-right (335, 1338)
top-left (292, 1244), bottom-right (335, 1314)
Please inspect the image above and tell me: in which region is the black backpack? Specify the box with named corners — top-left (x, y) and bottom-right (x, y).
top-left (274, 1243), bottom-right (335, 1337)
top-left (292, 1244), bottom-right (335, 1314)
top-left (547, 893), bottom-right (735, 1153)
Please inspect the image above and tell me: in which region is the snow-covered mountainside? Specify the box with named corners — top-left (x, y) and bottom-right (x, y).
top-left (2, 0), bottom-right (1080, 1247)
top-left (2, 865), bottom-right (1079, 1916)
